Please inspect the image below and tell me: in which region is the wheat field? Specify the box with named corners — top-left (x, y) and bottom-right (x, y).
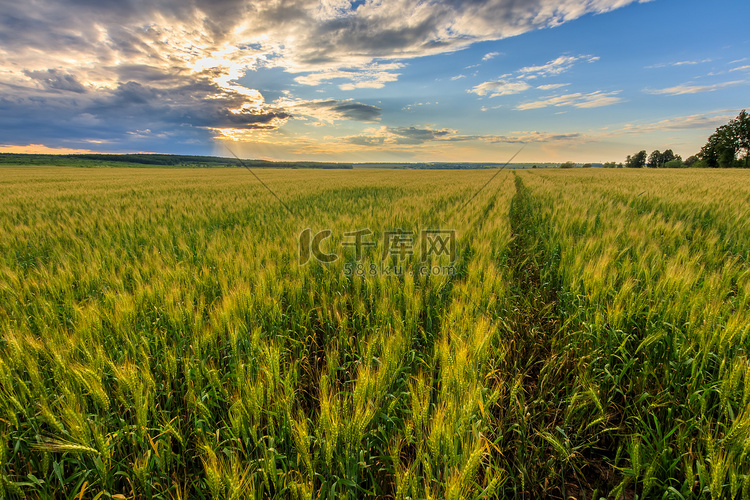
top-left (0, 166), bottom-right (748, 499)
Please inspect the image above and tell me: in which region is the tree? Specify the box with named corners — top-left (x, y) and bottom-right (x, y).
top-left (699, 131), bottom-right (722, 167)
top-left (559, 161), bottom-right (575, 169)
top-left (698, 110), bottom-right (748, 168)
top-left (684, 155), bottom-right (699, 167)
top-left (660, 149), bottom-right (678, 165)
top-left (714, 124), bottom-right (739, 168)
top-left (648, 149), bottom-right (661, 168)
top-left (734, 110), bottom-right (750, 167)
top-left (626, 150), bottom-right (647, 168)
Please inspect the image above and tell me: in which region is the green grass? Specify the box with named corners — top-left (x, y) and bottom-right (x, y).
top-left (0, 167), bottom-right (748, 499)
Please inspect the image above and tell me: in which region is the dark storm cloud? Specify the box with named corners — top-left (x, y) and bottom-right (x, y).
top-left (305, 15), bottom-right (442, 62)
top-left (346, 135), bottom-right (386, 146)
top-left (114, 65), bottom-right (182, 83)
top-left (324, 100), bottom-right (381, 121)
top-left (87, 80), bottom-right (289, 129)
top-left (290, 99), bottom-right (381, 122)
top-left (23, 70), bottom-right (88, 93)
top-left (0, 75), bottom-right (287, 153)
top-left (387, 126), bottom-right (472, 144)
top-left (343, 126), bottom-right (470, 146)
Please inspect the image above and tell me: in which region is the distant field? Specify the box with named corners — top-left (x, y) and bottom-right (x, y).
top-left (0, 167), bottom-right (749, 499)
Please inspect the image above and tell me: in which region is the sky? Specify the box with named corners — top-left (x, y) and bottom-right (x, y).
top-left (0, 0), bottom-right (748, 163)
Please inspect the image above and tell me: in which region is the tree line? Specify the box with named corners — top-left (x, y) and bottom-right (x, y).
top-left (0, 153), bottom-right (354, 169)
top-left (614, 110), bottom-right (749, 168)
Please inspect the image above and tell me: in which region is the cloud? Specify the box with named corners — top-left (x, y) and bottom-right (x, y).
top-left (482, 51), bottom-right (500, 61)
top-left (518, 55), bottom-right (598, 77)
top-left (402, 101), bottom-right (438, 111)
top-left (470, 80), bottom-right (531, 97)
top-left (730, 65), bottom-right (750, 73)
top-left (23, 69), bottom-right (88, 93)
top-left (481, 131), bottom-right (583, 143)
top-left (537, 83), bottom-right (570, 90)
top-left (672, 60), bottom-right (708, 66)
top-left (605, 110), bottom-right (741, 136)
top-left (451, 74), bottom-right (466, 80)
top-left (284, 1), bottom-right (638, 75)
top-left (1, 1), bottom-right (644, 89)
top-left (646, 81), bottom-right (743, 95)
top-left (0, 72), bottom-right (289, 153)
top-left (293, 63), bottom-right (403, 89)
top-left (646, 58), bottom-right (712, 69)
top-left (389, 126), bottom-right (467, 143)
top-left (343, 125), bottom-right (472, 146)
top-left (342, 125), bottom-right (584, 147)
top-left (279, 98), bottom-right (382, 123)
top-left (96, 80), bottom-right (289, 130)
top-left (0, 0), bottom-right (646, 151)
top-left (516, 90), bottom-right (622, 110)
top-left (469, 54), bottom-right (597, 99)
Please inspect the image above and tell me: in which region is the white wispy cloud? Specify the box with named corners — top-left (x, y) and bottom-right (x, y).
top-left (729, 65), bottom-right (750, 72)
top-left (518, 55), bottom-right (598, 77)
top-left (603, 110), bottom-right (741, 136)
top-left (469, 80), bottom-right (531, 97)
top-left (469, 54), bottom-right (597, 99)
top-left (646, 58), bottom-right (712, 69)
top-left (516, 90), bottom-right (622, 110)
top-left (646, 80), bottom-right (743, 95)
top-left (537, 83), bottom-right (570, 90)
top-left (402, 101), bottom-right (438, 111)
top-left (342, 125), bottom-right (584, 147)
top-left (674, 59), bottom-right (710, 66)
top-left (294, 63), bottom-right (404, 90)
top-left (451, 74), bottom-right (467, 80)
top-left (483, 52), bottom-right (500, 61)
